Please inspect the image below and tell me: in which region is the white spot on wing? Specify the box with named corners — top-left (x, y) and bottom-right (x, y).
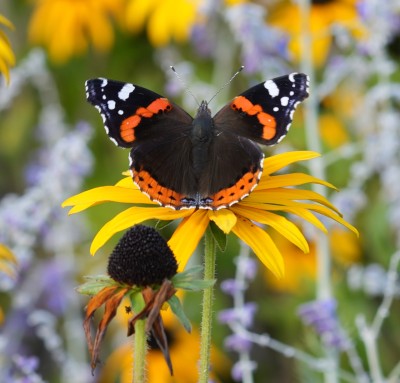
top-left (107, 100), bottom-right (116, 110)
top-left (280, 96), bottom-right (289, 106)
top-left (100, 78), bottom-right (108, 87)
top-left (118, 84), bottom-right (135, 101)
top-left (264, 80), bottom-right (279, 97)
top-left (289, 73), bottom-right (297, 82)
top-left (273, 107), bottom-right (279, 112)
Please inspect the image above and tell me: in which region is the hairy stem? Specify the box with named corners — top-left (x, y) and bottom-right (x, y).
top-left (198, 228), bottom-right (217, 383)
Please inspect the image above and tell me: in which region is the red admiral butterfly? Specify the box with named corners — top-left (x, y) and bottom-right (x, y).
top-left (86, 73), bottom-right (309, 210)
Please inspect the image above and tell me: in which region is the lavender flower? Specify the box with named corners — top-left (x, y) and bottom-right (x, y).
top-left (298, 299), bottom-right (350, 351)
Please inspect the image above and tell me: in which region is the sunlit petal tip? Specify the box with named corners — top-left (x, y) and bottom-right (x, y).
top-left (263, 151), bottom-right (321, 175)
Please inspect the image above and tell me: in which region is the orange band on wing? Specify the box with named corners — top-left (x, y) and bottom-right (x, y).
top-left (208, 168), bottom-right (262, 209)
top-left (120, 98), bottom-right (173, 143)
top-left (231, 96), bottom-right (277, 140)
top-left (133, 169), bottom-right (187, 209)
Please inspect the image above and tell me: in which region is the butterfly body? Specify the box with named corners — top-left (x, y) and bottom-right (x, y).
top-left (86, 73), bottom-right (309, 210)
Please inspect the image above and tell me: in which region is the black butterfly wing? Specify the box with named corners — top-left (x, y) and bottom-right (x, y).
top-left (86, 78), bottom-right (198, 208)
top-left (213, 73), bottom-right (309, 145)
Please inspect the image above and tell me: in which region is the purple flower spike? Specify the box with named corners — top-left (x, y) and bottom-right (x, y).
top-left (298, 299), bottom-right (349, 351)
top-left (232, 360), bottom-right (257, 382)
top-left (221, 279), bottom-right (245, 295)
top-left (218, 308), bottom-right (237, 325)
top-left (224, 333), bottom-right (252, 353)
top-left (235, 256), bottom-right (258, 280)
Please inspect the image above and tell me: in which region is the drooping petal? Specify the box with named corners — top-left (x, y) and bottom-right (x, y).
top-left (91, 207), bottom-right (193, 255)
top-left (232, 216), bottom-right (284, 278)
top-left (91, 288), bottom-right (128, 371)
top-left (83, 286), bottom-right (122, 355)
top-left (231, 205), bottom-right (309, 253)
top-left (263, 151), bottom-right (320, 175)
top-left (168, 210), bottom-right (209, 271)
top-left (208, 209), bottom-right (237, 234)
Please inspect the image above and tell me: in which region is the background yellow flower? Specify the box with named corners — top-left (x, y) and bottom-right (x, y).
top-left (0, 14), bottom-right (15, 83)
top-left (125, 0), bottom-right (200, 46)
top-left (269, 0), bottom-right (365, 66)
top-left (28, 0), bottom-right (124, 63)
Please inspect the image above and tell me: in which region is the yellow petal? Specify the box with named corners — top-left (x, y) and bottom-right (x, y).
top-left (248, 200), bottom-right (357, 236)
top-left (232, 216), bottom-right (284, 278)
top-left (125, 0), bottom-right (157, 33)
top-left (0, 34), bottom-right (15, 65)
top-left (0, 244), bottom-right (18, 279)
top-left (62, 186), bottom-right (156, 210)
top-left (0, 58), bottom-right (10, 83)
top-left (207, 209), bottom-right (237, 234)
top-left (239, 202), bottom-right (328, 232)
top-left (115, 176), bottom-right (135, 187)
top-left (86, 7), bottom-right (114, 51)
top-left (263, 151), bottom-right (320, 175)
top-left (168, 210), bottom-right (209, 271)
top-left (246, 188), bottom-right (340, 213)
top-left (257, 173), bottom-right (337, 191)
top-left (231, 205), bottom-right (309, 253)
top-left (0, 244), bottom-right (17, 264)
top-left (91, 207), bottom-right (193, 255)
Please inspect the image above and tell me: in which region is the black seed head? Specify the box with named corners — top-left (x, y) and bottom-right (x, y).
top-left (107, 225), bottom-right (178, 287)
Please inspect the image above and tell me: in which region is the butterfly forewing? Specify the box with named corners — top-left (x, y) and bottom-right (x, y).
top-left (214, 73), bottom-right (309, 146)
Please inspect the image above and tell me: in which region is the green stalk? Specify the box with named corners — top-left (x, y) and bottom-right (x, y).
top-left (198, 228), bottom-right (217, 383)
top-left (132, 316), bottom-right (147, 382)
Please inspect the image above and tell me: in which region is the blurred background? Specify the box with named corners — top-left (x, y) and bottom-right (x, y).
top-left (1, 0), bottom-right (400, 382)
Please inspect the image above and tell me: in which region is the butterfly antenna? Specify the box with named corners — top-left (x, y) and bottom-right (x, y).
top-left (170, 66), bottom-right (200, 106)
top-left (208, 65), bottom-right (244, 105)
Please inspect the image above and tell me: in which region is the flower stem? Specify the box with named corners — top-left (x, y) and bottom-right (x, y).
top-left (133, 319), bottom-right (147, 383)
top-left (198, 228), bottom-right (217, 383)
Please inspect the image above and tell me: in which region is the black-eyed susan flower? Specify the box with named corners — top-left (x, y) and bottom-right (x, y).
top-left (79, 225), bottom-right (211, 375)
top-left (63, 151), bottom-right (357, 278)
top-left (28, 0), bottom-right (123, 63)
top-left (0, 14), bottom-right (15, 84)
top-left (269, 0), bottom-right (366, 67)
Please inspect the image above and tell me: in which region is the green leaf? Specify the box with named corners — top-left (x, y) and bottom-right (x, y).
top-left (209, 221), bottom-right (227, 251)
top-left (173, 265), bottom-right (203, 282)
top-left (172, 265), bottom-right (215, 290)
top-left (76, 275), bottom-right (117, 295)
top-left (168, 295), bottom-right (191, 333)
